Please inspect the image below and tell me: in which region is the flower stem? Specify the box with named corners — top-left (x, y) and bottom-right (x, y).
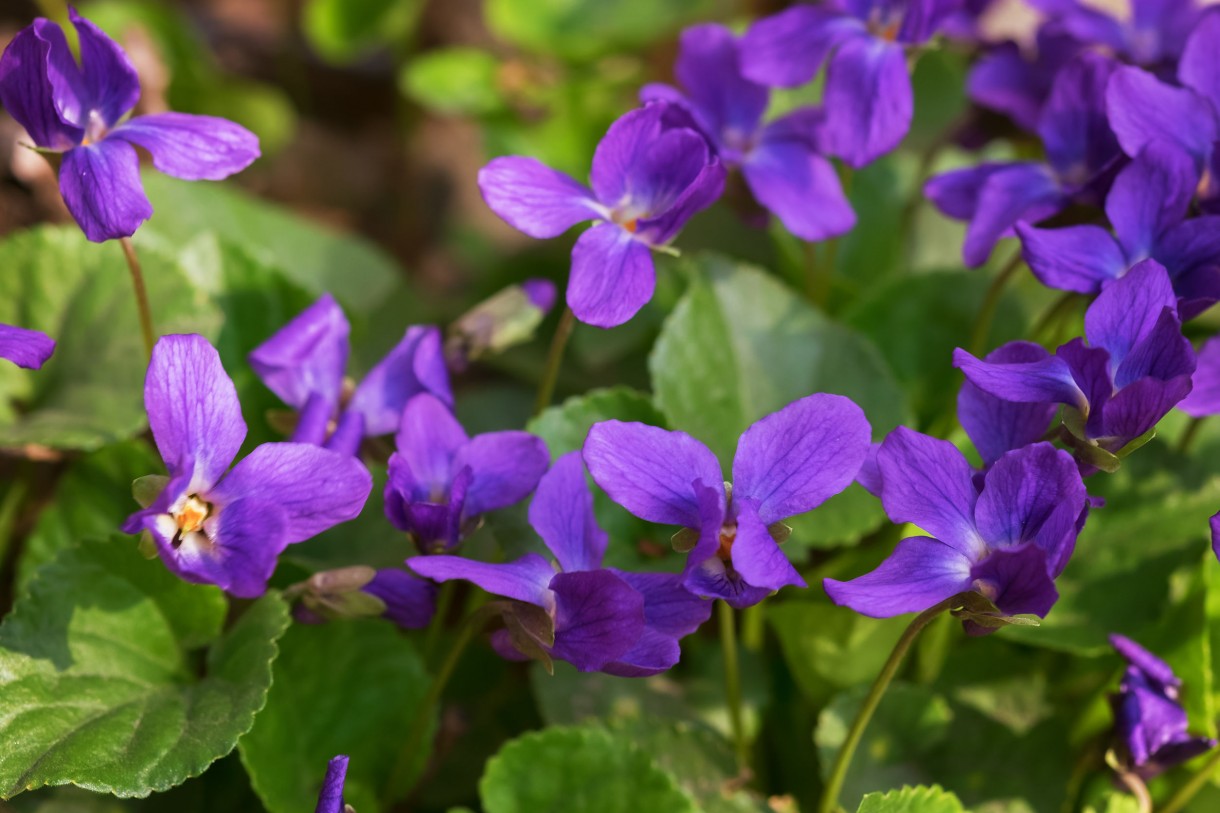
top-left (1159, 746), bottom-right (1220, 813)
top-left (1115, 767), bottom-right (1152, 813)
top-left (968, 249), bottom-right (1023, 357)
top-left (533, 306), bottom-right (575, 415)
top-left (119, 238), bottom-right (156, 359)
top-left (817, 596), bottom-right (958, 813)
top-left (719, 600), bottom-right (750, 777)
top-left (1177, 417), bottom-right (1205, 456)
top-left (422, 581), bottom-right (457, 665)
top-left (1031, 291), bottom-right (1083, 345)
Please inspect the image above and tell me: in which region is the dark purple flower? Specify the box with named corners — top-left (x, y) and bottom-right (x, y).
top-left (122, 335), bottom-right (373, 597)
top-left (478, 103), bottom-right (725, 328)
top-left (584, 394), bottom-right (870, 608)
top-left (955, 260), bottom-right (1196, 454)
top-left (640, 24), bottom-right (853, 240)
top-left (0, 323), bottom-right (54, 369)
top-left (314, 755), bottom-right (351, 813)
top-left (825, 431), bottom-right (1087, 625)
top-left (1110, 634), bottom-right (1216, 778)
top-left (385, 392), bottom-right (549, 553)
top-left (0, 9), bottom-right (259, 242)
top-left (926, 52), bottom-right (1121, 267)
top-left (363, 568), bottom-right (437, 629)
top-left (249, 294), bottom-right (451, 456)
top-left (958, 343), bottom-right (1059, 468)
top-left (966, 28), bottom-right (1083, 133)
top-left (409, 452), bottom-right (711, 674)
top-left (739, 0), bottom-right (961, 167)
top-left (1032, 0), bottom-right (1202, 69)
top-left (1179, 336), bottom-right (1220, 417)
top-left (1017, 142), bottom-right (1220, 316)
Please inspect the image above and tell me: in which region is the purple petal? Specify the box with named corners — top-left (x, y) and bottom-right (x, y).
top-left (590, 105), bottom-right (677, 207)
top-left (583, 420), bottom-right (723, 528)
top-left (1086, 258), bottom-right (1179, 369)
top-left (601, 627), bottom-right (682, 677)
top-left (1105, 66), bottom-right (1217, 164)
top-left (349, 325), bottom-right (453, 436)
top-left (822, 37), bottom-right (911, 168)
top-left (732, 393), bottom-right (871, 523)
top-left (629, 127), bottom-right (717, 219)
top-left (684, 555), bottom-right (775, 609)
top-left (743, 121), bottom-right (856, 241)
top-left (0, 21), bottom-right (83, 149)
top-left (824, 536), bottom-right (974, 618)
top-left (1100, 372), bottom-right (1194, 442)
top-left (210, 443), bottom-right (372, 545)
top-left (1179, 336), bottom-right (1220, 417)
top-left (1212, 511), bottom-right (1220, 563)
top-left (1017, 223), bottom-right (1125, 294)
top-left (672, 24), bottom-right (768, 140)
top-left (728, 498), bottom-right (805, 592)
top-left (59, 139), bottom-right (152, 242)
top-left (314, 755), bottom-right (349, 813)
top-left (566, 223), bottom-right (656, 328)
top-left (549, 569), bottom-right (646, 671)
top-left (635, 158), bottom-right (725, 246)
top-left (1111, 634), bottom-right (1180, 689)
top-left (145, 334), bottom-right (246, 489)
top-left (958, 342), bottom-right (1058, 466)
top-left (249, 294), bottom-right (350, 412)
top-left (974, 443), bottom-right (1086, 576)
top-left (108, 112), bottom-right (259, 180)
top-left (456, 430), bottom-right (549, 517)
top-left (875, 427), bottom-right (984, 559)
top-left (856, 443), bottom-right (882, 497)
top-left (966, 43), bottom-right (1045, 132)
top-left (896, 0), bottom-right (962, 42)
top-left (961, 162), bottom-right (1064, 268)
top-left (406, 552), bottom-right (555, 608)
top-left (1156, 216), bottom-right (1220, 296)
top-left (0, 323), bottom-right (55, 370)
top-left (1106, 143), bottom-right (1197, 262)
top-left (363, 569), bottom-right (437, 630)
top-left (611, 569), bottom-right (712, 637)
top-left (393, 393), bottom-right (468, 498)
top-left (970, 543), bottom-right (1058, 617)
top-left (69, 8), bottom-right (140, 129)
top-left (325, 410), bottom-right (363, 456)
top-left (953, 346), bottom-right (1086, 411)
top-left (1036, 52), bottom-right (1118, 177)
top-left (1179, 8), bottom-right (1220, 112)
top-left (477, 156), bottom-right (600, 238)
top-left (738, 5), bottom-right (863, 88)
top-left (528, 451), bottom-right (607, 573)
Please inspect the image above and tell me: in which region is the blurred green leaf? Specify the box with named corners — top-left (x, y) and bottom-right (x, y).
top-left (0, 538), bottom-right (288, 798)
top-left (402, 48), bottom-right (506, 115)
top-left (238, 619), bottom-right (431, 813)
top-left (856, 785), bottom-right (966, 813)
top-left (303, 0), bottom-right (424, 63)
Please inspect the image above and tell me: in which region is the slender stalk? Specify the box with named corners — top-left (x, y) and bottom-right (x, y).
top-left (1114, 767), bottom-right (1152, 813)
top-left (719, 600), bottom-right (750, 776)
top-left (381, 617), bottom-right (478, 805)
top-left (1177, 417), bottom-right (1205, 456)
top-left (1159, 746), bottom-right (1220, 813)
top-left (968, 250), bottom-right (1024, 356)
top-left (817, 596), bottom-right (959, 813)
top-left (119, 238), bottom-right (156, 359)
top-left (1031, 291), bottom-right (1081, 344)
top-left (422, 581), bottom-right (457, 665)
top-left (533, 307), bottom-right (575, 415)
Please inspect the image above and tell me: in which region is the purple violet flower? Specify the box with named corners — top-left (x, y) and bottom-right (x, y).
top-left (409, 452), bottom-right (711, 674)
top-left (738, 0), bottom-right (961, 167)
top-left (1110, 634), bottom-right (1216, 778)
top-left (314, 755), bottom-right (352, 813)
top-left (925, 52), bottom-right (1121, 267)
top-left (958, 343), bottom-right (1059, 470)
top-left (478, 103), bottom-right (725, 328)
top-left (363, 568), bottom-right (438, 629)
top-left (640, 23), bottom-right (854, 240)
top-left (249, 293), bottom-right (451, 456)
top-left (122, 334), bottom-right (373, 597)
top-left (583, 394), bottom-right (870, 608)
top-left (954, 259), bottom-right (1196, 455)
top-left (0, 323), bottom-right (55, 369)
top-left (966, 28), bottom-right (1083, 133)
top-left (1178, 336), bottom-right (1220, 418)
top-left (0, 9), bottom-right (259, 242)
top-left (1032, 0), bottom-right (1202, 70)
top-left (385, 392), bottom-right (550, 553)
top-left (825, 431), bottom-right (1087, 626)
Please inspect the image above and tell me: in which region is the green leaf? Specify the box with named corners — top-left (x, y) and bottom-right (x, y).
top-left (856, 785), bottom-right (967, 813)
top-left (0, 226), bottom-right (219, 451)
top-left (237, 619), bottom-right (431, 813)
top-left (0, 538), bottom-right (289, 798)
top-left (479, 725), bottom-right (700, 813)
top-left (302, 0), bottom-right (424, 62)
top-left (401, 48), bottom-right (505, 115)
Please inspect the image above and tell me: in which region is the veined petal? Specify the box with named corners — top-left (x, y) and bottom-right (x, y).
top-left (822, 37), bottom-right (911, 168)
top-left (69, 8), bottom-right (140, 129)
top-left (583, 420), bottom-right (723, 528)
top-left (394, 393), bottom-right (468, 498)
top-left (566, 223), bottom-right (656, 328)
top-left (109, 112), bottom-right (259, 181)
top-left (1179, 336), bottom-right (1220, 417)
top-left (970, 544), bottom-right (1058, 618)
top-left (478, 156), bottom-right (600, 238)
top-left (1017, 223), bottom-right (1126, 294)
top-left (1100, 372), bottom-right (1194, 443)
top-left (0, 323), bottom-right (55, 370)
top-left (1036, 52), bottom-right (1118, 179)
top-left (455, 430), bottom-right (550, 516)
top-left (1112, 634), bottom-right (1181, 690)
top-left (1105, 66), bottom-right (1217, 164)
top-left (673, 24), bottom-right (768, 140)
top-left (601, 627), bottom-right (682, 677)
top-left (549, 570), bottom-right (646, 672)
top-left (732, 392), bottom-right (870, 523)
top-left (961, 162), bottom-right (1064, 268)
top-left (0, 21), bottom-right (83, 149)
top-left (363, 569), bottom-right (437, 629)
top-left (590, 105), bottom-right (668, 205)
top-left (349, 324), bottom-right (453, 436)
top-left (249, 293), bottom-right (350, 412)
top-left (1106, 143), bottom-right (1197, 262)
top-left (1179, 8), bottom-right (1220, 113)
top-left (314, 755), bottom-right (349, 813)
top-left (1086, 258), bottom-right (1179, 369)
top-left (743, 123), bottom-right (856, 241)
top-left (635, 158), bottom-right (725, 247)
top-left (59, 139), bottom-right (152, 242)
top-left (407, 552), bottom-right (555, 609)
top-left (824, 536), bottom-right (974, 618)
top-left (611, 569), bottom-right (712, 638)
top-left (739, 5), bottom-right (863, 88)
top-left (145, 334), bottom-right (246, 489)
top-left (958, 343), bottom-right (1058, 466)
top-left (728, 498), bottom-right (805, 592)
top-left (954, 346), bottom-right (1086, 412)
top-left (528, 451), bottom-right (608, 573)
top-left (211, 443), bottom-right (372, 545)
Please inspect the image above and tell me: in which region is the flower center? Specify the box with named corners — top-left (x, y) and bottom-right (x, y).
top-left (81, 109), bottom-right (109, 147)
top-left (172, 494), bottom-right (212, 549)
top-left (717, 523), bottom-right (737, 560)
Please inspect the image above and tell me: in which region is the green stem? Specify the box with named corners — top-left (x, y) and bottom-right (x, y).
top-left (422, 581), bottom-right (458, 665)
top-left (968, 250), bottom-right (1024, 357)
top-left (533, 307), bottom-right (575, 415)
top-left (1158, 746), bottom-right (1220, 813)
top-left (719, 600), bottom-right (750, 776)
top-left (1031, 291), bottom-right (1082, 345)
top-left (1177, 417), bottom-right (1205, 456)
top-left (381, 615), bottom-right (478, 805)
top-left (119, 238), bottom-right (156, 359)
top-left (817, 596), bottom-right (958, 813)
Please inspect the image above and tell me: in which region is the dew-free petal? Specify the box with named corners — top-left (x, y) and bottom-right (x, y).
top-left (1106, 143), bottom-right (1197, 262)
top-left (0, 21), bottom-right (83, 149)
top-left (1178, 8), bottom-right (1220, 112)
top-left (824, 536), bottom-right (974, 618)
top-left (314, 755), bottom-right (349, 813)
top-left (743, 123), bottom-right (856, 241)
top-left (1179, 336), bottom-right (1220, 417)
top-left (69, 8), bottom-right (140, 129)
top-left (958, 343), bottom-right (1058, 466)
top-left (407, 552), bottom-right (555, 608)
top-left (59, 139), bottom-right (152, 242)
top-left (455, 431), bottom-right (549, 517)
top-left (954, 347), bottom-right (1086, 411)
top-left (611, 569), bottom-right (712, 638)
top-left (349, 325), bottom-right (452, 436)
top-left (1017, 223), bottom-right (1125, 294)
top-left (394, 393), bottom-right (468, 498)
top-left (822, 37), bottom-right (911, 168)
top-left (1087, 259), bottom-right (1180, 371)
top-left (528, 451), bottom-right (608, 573)
top-left (0, 323), bottom-right (55, 370)
top-left (1105, 66), bottom-right (1217, 164)
top-left (728, 499), bottom-right (805, 592)
top-left (601, 627), bottom-right (681, 678)
top-left (478, 156), bottom-right (600, 238)
top-left (566, 223), bottom-right (656, 328)
top-left (739, 5), bottom-right (863, 88)
top-left (969, 543), bottom-right (1058, 618)
top-left (549, 569), bottom-right (646, 671)
top-left (673, 24), bottom-right (768, 140)
top-left (249, 293), bottom-right (350, 412)
top-left (363, 569), bottom-right (437, 630)
top-left (108, 112), bottom-right (259, 180)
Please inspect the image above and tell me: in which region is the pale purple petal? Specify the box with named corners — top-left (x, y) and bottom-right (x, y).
top-left (728, 498), bottom-right (805, 592)
top-left (350, 325), bottom-right (453, 436)
top-left (456, 430), bottom-right (549, 517)
top-left (249, 293), bottom-right (350, 412)
top-left (953, 346), bottom-right (1086, 411)
top-left (69, 8), bottom-right (139, 128)
top-left (394, 393), bottom-right (468, 498)
top-left (732, 393), bottom-right (871, 523)
top-left (292, 392), bottom-right (333, 446)
top-left (1105, 66), bottom-right (1217, 164)
top-left (363, 569), bottom-right (437, 630)
top-left (0, 21), bottom-right (83, 149)
top-left (566, 223), bottom-right (656, 328)
top-left (958, 343), bottom-right (1058, 466)
top-left (601, 627), bottom-right (681, 677)
top-left (1179, 8), bottom-right (1220, 112)
top-left (970, 543), bottom-right (1058, 618)
top-left (635, 159), bottom-right (725, 246)
top-left (0, 323), bottom-right (55, 370)
top-left (584, 420), bottom-right (723, 528)
top-left (824, 536), bottom-right (974, 618)
top-left (1017, 223), bottom-right (1125, 294)
top-left (549, 570), bottom-right (646, 671)
top-left (739, 5), bottom-right (864, 88)
top-left (590, 105), bottom-right (667, 205)
top-left (1106, 143), bottom-right (1197, 262)
top-left (59, 139), bottom-right (152, 242)
top-left (478, 156), bottom-right (600, 238)
top-left (626, 128), bottom-right (716, 220)
top-left (108, 112), bottom-right (259, 180)
top-left (406, 552), bottom-right (555, 608)
top-left (611, 570), bottom-right (712, 637)
top-left (314, 755), bottom-right (349, 813)
top-left (822, 37), bottom-right (911, 168)
top-left (528, 451), bottom-right (607, 573)
top-left (210, 443), bottom-right (372, 545)
top-left (743, 122), bottom-right (856, 241)
top-left (145, 334), bottom-right (246, 489)
top-left (1085, 258), bottom-right (1179, 369)
top-left (673, 24), bottom-right (768, 139)
top-left (1179, 336), bottom-right (1220, 417)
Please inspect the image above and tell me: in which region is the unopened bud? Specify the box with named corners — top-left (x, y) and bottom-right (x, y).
top-left (445, 279), bottom-right (557, 371)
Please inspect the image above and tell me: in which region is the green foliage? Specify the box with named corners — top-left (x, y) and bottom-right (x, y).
top-left (402, 49), bottom-right (506, 116)
top-left (0, 539), bottom-right (288, 799)
top-left (856, 785), bottom-right (967, 813)
top-left (302, 0), bottom-right (425, 63)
